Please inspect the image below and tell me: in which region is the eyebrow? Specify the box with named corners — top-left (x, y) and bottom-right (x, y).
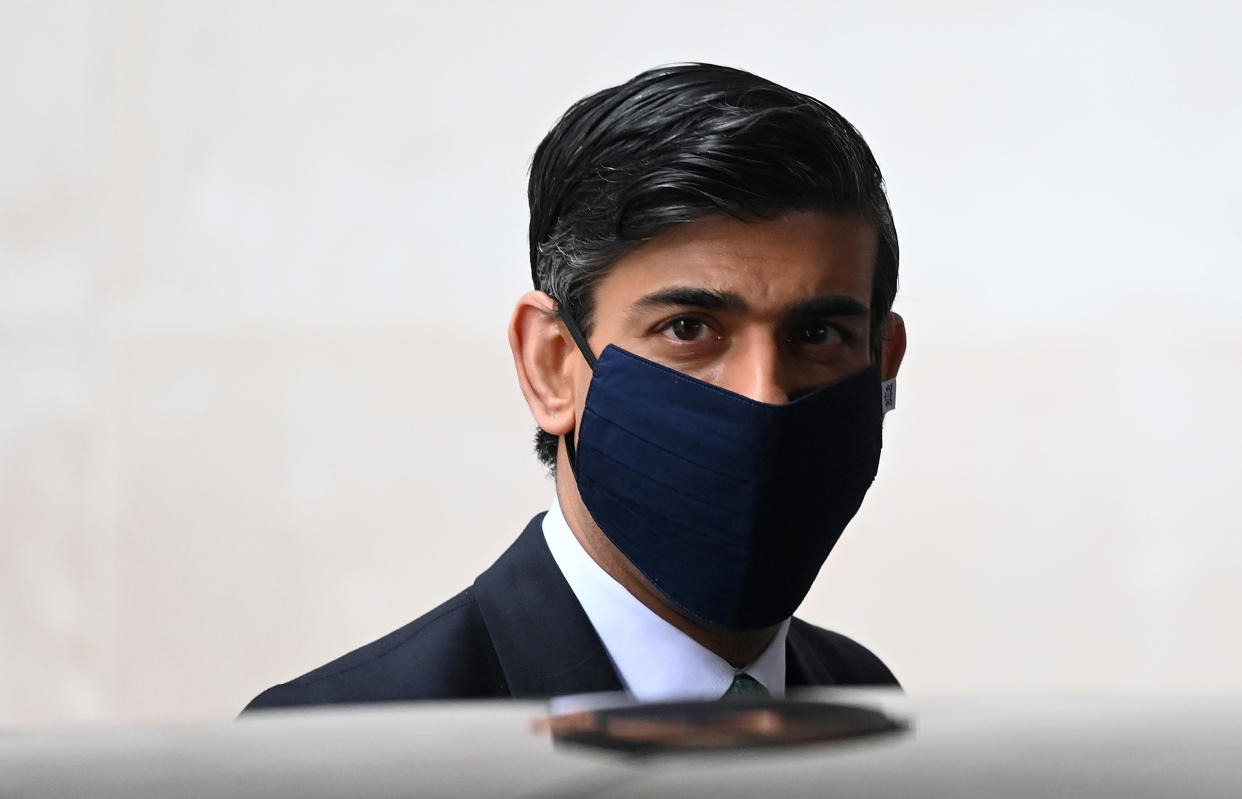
top-left (786, 295), bottom-right (871, 320)
top-left (627, 285), bottom-right (870, 320)
top-left (628, 287), bottom-right (748, 315)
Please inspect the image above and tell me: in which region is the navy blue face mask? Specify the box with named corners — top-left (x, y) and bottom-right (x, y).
top-left (560, 312), bottom-right (891, 632)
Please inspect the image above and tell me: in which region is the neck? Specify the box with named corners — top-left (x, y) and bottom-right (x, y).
top-left (554, 462), bottom-right (780, 668)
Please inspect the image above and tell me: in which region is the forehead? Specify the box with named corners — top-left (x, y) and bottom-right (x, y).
top-left (593, 212), bottom-right (878, 318)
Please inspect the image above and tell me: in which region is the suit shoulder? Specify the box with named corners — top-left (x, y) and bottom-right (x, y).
top-left (243, 588), bottom-right (508, 712)
top-left (789, 617), bottom-right (901, 687)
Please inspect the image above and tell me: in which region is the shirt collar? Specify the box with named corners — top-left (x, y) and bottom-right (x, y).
top-left (542, 492), bottom-right (790, 702)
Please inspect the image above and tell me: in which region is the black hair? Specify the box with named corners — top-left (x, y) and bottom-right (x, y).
top-left (528, 63), bottom-right (898, 471)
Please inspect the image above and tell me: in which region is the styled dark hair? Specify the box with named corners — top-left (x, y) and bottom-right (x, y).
top-left (528, 63), bottom-right (899, 471)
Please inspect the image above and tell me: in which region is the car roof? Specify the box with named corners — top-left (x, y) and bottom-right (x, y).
top-left (3, 691), bottom-right (1239, 798)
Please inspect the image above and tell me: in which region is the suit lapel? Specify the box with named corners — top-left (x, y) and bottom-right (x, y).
top-left (472, 513), bottom-right (623, 698)
top-left (785, 618), bottom-right (838, 688)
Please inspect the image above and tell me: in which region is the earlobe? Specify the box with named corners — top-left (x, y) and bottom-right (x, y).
top-left (508, 291), bottom-right (579, 436)
top-left (880, 312), bottom-right (907, 382)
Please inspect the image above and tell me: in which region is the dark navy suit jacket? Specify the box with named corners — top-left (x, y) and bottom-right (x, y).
top-left (244, 513), bottom-right (898, 711)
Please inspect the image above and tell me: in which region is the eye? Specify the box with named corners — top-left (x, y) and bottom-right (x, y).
top-left (792, 322), bottom-right (844, 346)
top-left (662, 316), bottom-right (712, 342)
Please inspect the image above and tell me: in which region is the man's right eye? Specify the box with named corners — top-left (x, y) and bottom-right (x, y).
top-left (665, 317), bottom-right (707, 341)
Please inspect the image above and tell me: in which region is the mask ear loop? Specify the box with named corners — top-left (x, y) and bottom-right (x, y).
top-left (557, 305), bottom-right (597, 369)
top-left (556, 303), bottom-right (597, 475)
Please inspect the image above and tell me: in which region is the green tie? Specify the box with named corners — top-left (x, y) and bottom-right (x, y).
top-left (722, 673), bottom-right (770, 699)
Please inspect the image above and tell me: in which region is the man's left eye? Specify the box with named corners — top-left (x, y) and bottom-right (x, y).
top-left (793, 323), bottom-right (843, 346)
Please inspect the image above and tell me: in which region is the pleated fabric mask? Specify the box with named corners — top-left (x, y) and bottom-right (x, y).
top-left (563, 325), bottom-right (890, 631)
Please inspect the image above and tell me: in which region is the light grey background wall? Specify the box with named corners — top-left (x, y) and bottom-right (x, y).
top-left (3, 1), bottom-right (1239, 727)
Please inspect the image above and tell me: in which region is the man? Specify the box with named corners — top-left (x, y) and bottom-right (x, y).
top-left (245, 63), bottom-right (906, 710)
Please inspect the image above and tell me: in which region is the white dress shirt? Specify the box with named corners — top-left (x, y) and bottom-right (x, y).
top-left (542, 492), bottom-right (790, 702)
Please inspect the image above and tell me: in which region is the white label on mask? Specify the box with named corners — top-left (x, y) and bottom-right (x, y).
top-left (881, 379), bottom-right (896, 414)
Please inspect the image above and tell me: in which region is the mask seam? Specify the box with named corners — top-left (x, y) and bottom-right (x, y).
top-left (582, 407), bottom-right (771, 491)
top-left (578, 463), bottom-right (801, 556)
top-left (577, 454), bottom-right (762, 550)
top-left (579, 473), bottom-right (756, 556)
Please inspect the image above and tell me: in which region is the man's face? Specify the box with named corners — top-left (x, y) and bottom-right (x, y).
top-left (577, 211), bottom-right (881, 406)
top-left (508, 208), bottom-right (902, 645)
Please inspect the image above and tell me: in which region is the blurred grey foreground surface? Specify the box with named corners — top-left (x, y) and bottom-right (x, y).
top-left (2, 692), bottom-right (1239, 798)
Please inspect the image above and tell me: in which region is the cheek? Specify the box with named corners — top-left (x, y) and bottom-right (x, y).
top-left (574, 364), bottom-right (595, 416)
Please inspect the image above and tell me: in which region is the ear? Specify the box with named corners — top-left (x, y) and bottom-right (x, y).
top-left (879, 312), bottom-right (907, 382)
top-left (509, 291), bottom-right (579, 437)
